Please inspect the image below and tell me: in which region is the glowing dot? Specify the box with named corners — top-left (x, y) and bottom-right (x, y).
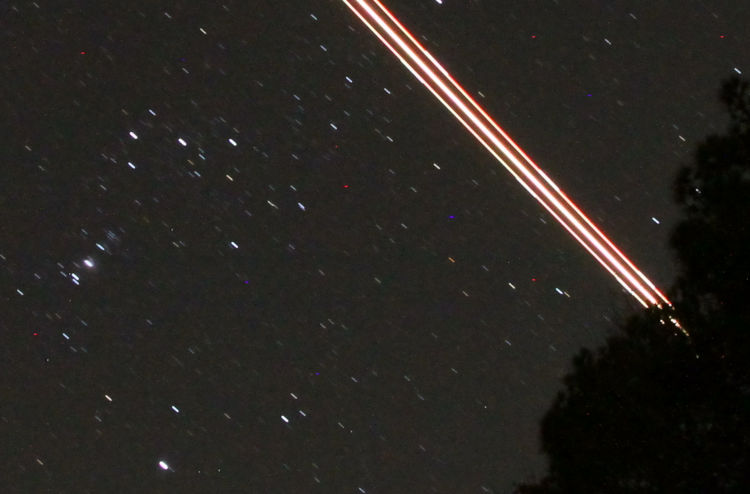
top-left (83, 259), bottom-right (94, 268)
top-left (129, 131), bottom-right (138, 139)
top-left (158, 461), bottom-right (169, 470)
top-left (281, 415), bottom-right (289, 423)
top-left (178, 138), bottom-right (187, 146)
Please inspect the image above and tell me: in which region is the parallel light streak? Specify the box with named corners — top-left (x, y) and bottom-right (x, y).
top-left (341, 0), bottom-right (671, 309)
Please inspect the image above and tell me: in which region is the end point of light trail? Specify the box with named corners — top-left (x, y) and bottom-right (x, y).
top-left (341, 0), bottom-right (675, 313)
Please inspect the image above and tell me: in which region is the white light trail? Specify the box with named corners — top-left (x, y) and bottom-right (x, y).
top-left (341, 0), bottom-right (671, 309)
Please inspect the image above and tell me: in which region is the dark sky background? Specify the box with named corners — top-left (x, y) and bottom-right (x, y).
top-left (3, 1), bottom-right (749, 492)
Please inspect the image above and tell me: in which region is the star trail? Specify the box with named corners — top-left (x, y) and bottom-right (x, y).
top-left (5, 1), bottom-right (747, 492)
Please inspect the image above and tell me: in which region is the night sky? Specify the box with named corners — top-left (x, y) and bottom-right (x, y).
top-left (4, 1), bottom-right (749, 492)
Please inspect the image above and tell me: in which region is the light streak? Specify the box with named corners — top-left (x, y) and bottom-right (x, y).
top-left (341, 0), bottom-right (672, 310)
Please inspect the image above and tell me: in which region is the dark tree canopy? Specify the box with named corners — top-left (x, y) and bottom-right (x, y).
top-left (516, 78), bottom-right (750, 493)
top-left (672, 76), bottom-right (750, 326)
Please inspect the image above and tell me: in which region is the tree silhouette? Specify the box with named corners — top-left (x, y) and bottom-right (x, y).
top-left (672, 76), bottom-right (750, 327)
top-left (516, 77), bottom-right (750, 493)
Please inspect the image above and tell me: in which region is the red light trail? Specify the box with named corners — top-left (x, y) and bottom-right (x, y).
top-left (341, 0), bottom-right (672, 309)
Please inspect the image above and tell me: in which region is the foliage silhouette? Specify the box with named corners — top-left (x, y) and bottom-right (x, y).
top-left (516, 77), bottom-right (750, 493)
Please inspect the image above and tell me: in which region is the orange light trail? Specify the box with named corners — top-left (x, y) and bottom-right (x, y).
top-left (341, 0), bottom-right (671, 309)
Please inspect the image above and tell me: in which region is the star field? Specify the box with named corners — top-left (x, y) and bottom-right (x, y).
top-left (3, 1), bottom-right (749, 492)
